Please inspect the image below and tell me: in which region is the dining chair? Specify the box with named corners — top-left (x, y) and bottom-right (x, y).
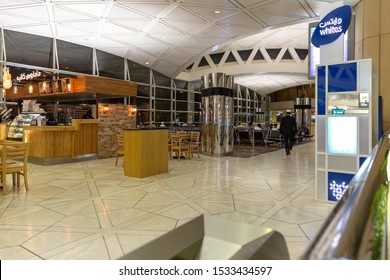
top-left (170, 134), bottom-right (190, 160)
top-left (0, 141), bottom-right (30, 194)
top-left (189, 131), bottom-right (201, 158)
top-left (115, 133), bottom-right (124, 166)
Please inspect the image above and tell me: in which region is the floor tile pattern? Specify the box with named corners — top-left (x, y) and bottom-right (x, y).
top-left (0, 142), bottom-right (333, 260)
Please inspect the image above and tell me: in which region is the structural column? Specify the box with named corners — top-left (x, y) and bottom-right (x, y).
top-left (354, 0), bottom-right (390, 131)
top-left (201, 73), bottom-right (234, 155)
top-left (294, 97), bottom-right (312, 133)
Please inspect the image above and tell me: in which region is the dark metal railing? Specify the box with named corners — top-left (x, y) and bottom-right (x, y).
top-left (302, 131), bottom-right (389, 260)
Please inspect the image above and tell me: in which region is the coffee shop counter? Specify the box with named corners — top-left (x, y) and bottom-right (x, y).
top-left (23, 119), bottom-right (99, 165)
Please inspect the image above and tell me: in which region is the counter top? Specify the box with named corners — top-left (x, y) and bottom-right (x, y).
top-left (23, 126), bottom-right (76, 131)
top-left (23, 119), bottom-right (100, 131)
top-left (124, 127), bottom-right (168, 131)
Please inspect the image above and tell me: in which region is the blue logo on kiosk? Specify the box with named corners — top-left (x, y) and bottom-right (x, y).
top-left (311, 5), bottom-right (352, 48)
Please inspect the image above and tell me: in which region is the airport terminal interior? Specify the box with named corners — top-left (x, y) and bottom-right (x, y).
top-left (0, 0), bottom-right (389, 260)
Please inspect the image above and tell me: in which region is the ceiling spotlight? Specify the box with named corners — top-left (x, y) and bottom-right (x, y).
top-left (145, 62), bottom-right (149, 65)
top-left (214, 10), bottom-right (221, 14)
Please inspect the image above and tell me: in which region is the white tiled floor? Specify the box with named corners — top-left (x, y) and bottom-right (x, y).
top-left (0, 142), bottom-right (334, 260)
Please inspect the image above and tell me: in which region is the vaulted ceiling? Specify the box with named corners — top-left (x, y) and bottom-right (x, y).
top-left (0, 0), bottom-right (360, 93)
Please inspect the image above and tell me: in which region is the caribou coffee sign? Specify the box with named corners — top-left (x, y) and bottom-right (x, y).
top-left (16, 70), bottom-right (42, 82)
top-left (311, 5), bottom-right (352, 48)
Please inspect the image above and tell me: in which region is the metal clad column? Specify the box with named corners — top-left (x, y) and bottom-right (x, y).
top-left (201, 73), bottom-right (234, 155)
top-left (294, 97), bottom-right (312, 127)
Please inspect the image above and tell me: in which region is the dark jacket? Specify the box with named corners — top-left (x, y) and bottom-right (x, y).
top-left (280, 114), bottom-right (297, 136)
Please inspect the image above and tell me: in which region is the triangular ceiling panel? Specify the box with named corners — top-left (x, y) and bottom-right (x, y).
top-left (11, 24), bottom-right (53, 38)
top-left (160, 56), bottom-right (189, 68)
top-left (62, 36), bottom-right (96, 48)
top-left (108, 5), bottom-right (151, 20)
top-left (97, 47), bottom-right (130, 58)
top-left (294, 34), bottom-right (309, 48)
top-left (101, 22), bottom-right (138, 35)
top-left (0, 0), bottom-right (38, 7)
top-left (55, 3), bottom-right (107, 17)
top-left (119, 3), bottom-right (170, 18)
top-left (163, 7), bottom-right (206, 22)
top-left (182, 6), bottom-right (239, 22)
top-left (162, 21), bottom-right (205, 34)
top-left (153, 60), bottom-right (180, 76)
top-left (105, 34), bottom-right (140, 45)
top-left (175, 37), bottom-right (209, 49)
top-left (218, 13), bottom-right (264, 28)
top-left (257, 13), bottom-right (303, 27)
top-left (53, 6), bottom-right (98, 21)
top-left (182, 0), bottom-right (238, 8)
top-left (286, 26), bottom-right (308, 37)
top-left (147, 22), bottom-right (184, 36)
top-left (0, 12), bottom-right (43, 27)
top-left (252, 1), bottom-right (310, 18)
top-left (129, 48), bottom-right (158, 65)
top-left (140, 45), bottom-right (171, 57)
top-left (110, 19), bottom-right (152, 33)
top-left (136, 36), bottom-right (169, 49)
top-left (195, 25), bottom-right (230, 39)
top-left (217, 25), bottom-right (260, 38)
top-left (158, 35), bottom-right (187, 46)
top-left (164, 49), bottom-right (195, 60)
top-left (59, 20), bottom-right (100, 34)
top-left (56, 24), bottom-right (97, 38)
top-left (96, 37), bottom-right (128, 48)
top-left (0, 5), bottom-right (49, 21)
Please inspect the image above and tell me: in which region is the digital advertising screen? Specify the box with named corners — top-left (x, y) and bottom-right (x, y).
top-left (327, 116), bottom-right (357, 155)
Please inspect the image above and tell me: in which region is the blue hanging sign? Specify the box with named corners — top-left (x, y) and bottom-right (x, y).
top-left (311, 5), bottom-right (352, 48)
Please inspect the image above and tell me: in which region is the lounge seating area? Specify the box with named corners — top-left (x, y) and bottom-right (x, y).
top-left (168, 131), bottom-right (201, 160)
top-left (232, 128), bottom-right (313, 158)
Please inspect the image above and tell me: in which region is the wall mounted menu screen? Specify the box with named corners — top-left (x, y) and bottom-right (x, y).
top-left (328, 116), bottom-right (357, 155)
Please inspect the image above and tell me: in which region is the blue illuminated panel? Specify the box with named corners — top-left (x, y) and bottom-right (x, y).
top-left (317, 66), bottom-right (326, 115)
top-left (359, 157), bottom-right (367, 167)
top-left (328, 62), bottom-right (357, 92)
top-left (328, 172), bottom-right (354, 202)
top-left (328, 117), bottom-right (357, 155)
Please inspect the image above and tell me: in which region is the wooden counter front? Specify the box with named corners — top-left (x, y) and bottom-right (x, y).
top-left (124, 128), bottom-right (168, 178)
top-left (23, 119), bottom-right (99, 165)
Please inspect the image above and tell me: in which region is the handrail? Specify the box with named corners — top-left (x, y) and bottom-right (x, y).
top-left (302, 130), bottom-right (390, 260)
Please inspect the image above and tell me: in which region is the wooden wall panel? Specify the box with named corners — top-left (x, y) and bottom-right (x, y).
top-left (82, 76), bottom-right (137, 96)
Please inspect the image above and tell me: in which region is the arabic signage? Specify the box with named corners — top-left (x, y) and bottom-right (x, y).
top-left (16, 70), bottom-right (42, 82)
top-left (311, 5), bottom-right (352, 48)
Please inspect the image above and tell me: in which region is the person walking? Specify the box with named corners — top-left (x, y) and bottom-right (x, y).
top-left (280, 109), bottom-right (297, 155)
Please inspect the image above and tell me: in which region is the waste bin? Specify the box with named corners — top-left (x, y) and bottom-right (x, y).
top-left (119, 214), bottom-right (290, 260)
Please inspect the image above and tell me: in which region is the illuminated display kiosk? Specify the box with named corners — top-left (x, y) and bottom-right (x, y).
top-left (315, 59), bottom-right (377, 202)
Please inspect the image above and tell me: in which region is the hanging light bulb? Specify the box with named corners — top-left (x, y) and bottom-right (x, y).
top-left (28, 82), bottom-right (33, 93)
top-left (66, 78), bottom-right (71, 92)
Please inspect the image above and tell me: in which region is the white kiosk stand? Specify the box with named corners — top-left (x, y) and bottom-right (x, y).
top-left (313, 2), bottom-right (378, 202)
top-left (315, 59), bottom-right (376, 202)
